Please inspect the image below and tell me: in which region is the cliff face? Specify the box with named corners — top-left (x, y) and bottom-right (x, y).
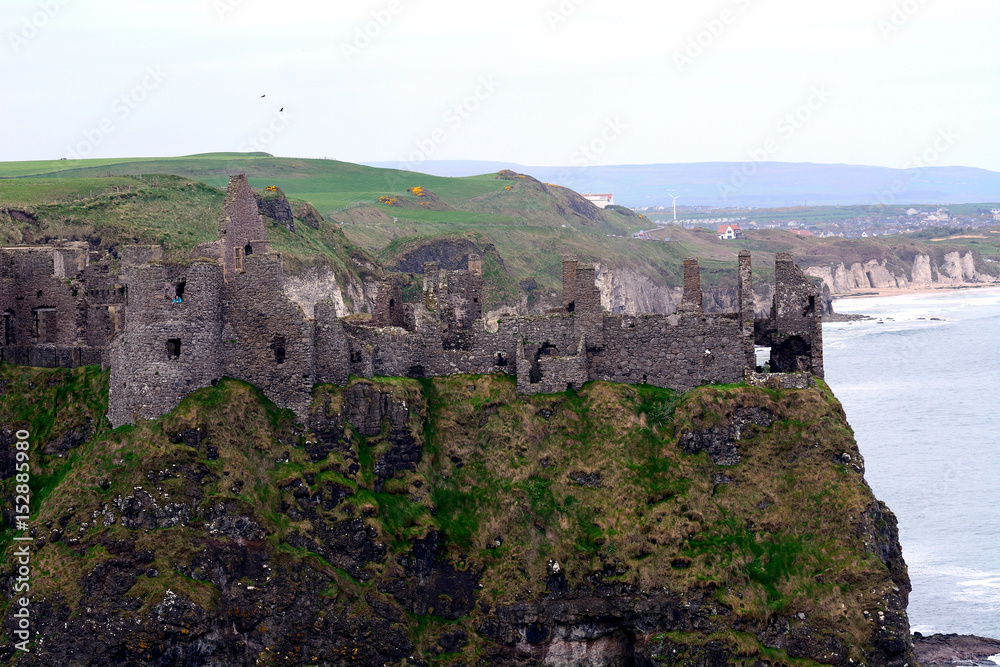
top-left (805, 252), bottom-right (994, 294)
top-left (0, 367), bottom-right (916, 667)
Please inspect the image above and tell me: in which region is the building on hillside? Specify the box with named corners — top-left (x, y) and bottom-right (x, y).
top-left (991, 208), bottom-right (1000, 221)
top-left (583, 194), bottom-right (614, 209)
top-left (717, 224), bottom-right (744, 240)
top-left (788, 230), bottom-right (814, 237)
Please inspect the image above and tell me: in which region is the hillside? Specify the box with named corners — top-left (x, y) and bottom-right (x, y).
top-left (366, 160), bottom-right (1000, 209)
top-left (1, 154), bottom-right (997, 317)
top-left (0, 365), bottom-right (916, 666)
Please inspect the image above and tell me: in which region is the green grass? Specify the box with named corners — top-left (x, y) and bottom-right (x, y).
top-left (0, 366), bottom-right (907, 664)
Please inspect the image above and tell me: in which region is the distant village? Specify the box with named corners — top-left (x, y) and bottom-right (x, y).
top-left (583, 193), bottom-right (1000, 241)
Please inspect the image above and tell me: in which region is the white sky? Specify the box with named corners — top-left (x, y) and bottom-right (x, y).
top-left (2, 0), bottom-right (998, 170)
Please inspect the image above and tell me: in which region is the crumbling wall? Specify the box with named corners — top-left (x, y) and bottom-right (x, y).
top-left (107, 261), bottom-right (225, 426)
top-left (590, 312), bottom-right (745, 390)
top-left (757, 253), bottom-right (824, 377)
top-left (218, 174), bottom-right (268, 282)
top-left (314, 301), bottom-right (350, 387)
top-left (371, 279), bottom-right (406, 329)
top-left (221, 254), bottom-right (315, 420)
top-left (0, 245), bottom-right (107, 368)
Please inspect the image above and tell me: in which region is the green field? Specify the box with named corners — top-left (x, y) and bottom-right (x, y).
top-left (2, 153), bottom-right (997, 311)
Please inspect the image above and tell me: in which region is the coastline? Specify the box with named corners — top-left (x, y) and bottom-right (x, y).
top-left (831, 283), bottom-right (1000, 300)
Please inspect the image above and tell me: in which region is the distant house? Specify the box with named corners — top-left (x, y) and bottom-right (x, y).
top-left (991, 208), bottom-right (1000, 221)
top-left (717, 224), bottom-right (743, 240)
top-left (907, 208), bottom-right (920, 216)
top-left (583, 193), bottom-right (614, 209)
top-left (788, 229), bottom-right (814, 237)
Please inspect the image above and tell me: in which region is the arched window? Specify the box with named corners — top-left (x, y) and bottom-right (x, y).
top-left (245, 243), bottom-right (253, 256)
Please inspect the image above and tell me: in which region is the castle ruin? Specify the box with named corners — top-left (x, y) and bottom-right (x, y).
top-left (0, 175), bottom-right (824, 426)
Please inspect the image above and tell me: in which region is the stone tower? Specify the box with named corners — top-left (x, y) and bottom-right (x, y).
top-left (218, 174), bottom-right (269, 282)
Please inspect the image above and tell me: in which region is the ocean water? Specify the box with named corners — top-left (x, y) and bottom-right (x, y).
top-left (823, 287), bottom-right (1000, 639)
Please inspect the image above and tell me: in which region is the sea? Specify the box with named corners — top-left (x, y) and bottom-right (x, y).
top-left (823, 287), bottom-right (1000, 640)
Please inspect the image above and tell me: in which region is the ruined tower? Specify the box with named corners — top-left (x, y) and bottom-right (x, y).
top-left (738, 251), bottom-right (756, 371)
top-left (218, 174), bottom-right (269, 282)
top-left (758, 253), bottom-right (824, 377)
top-left (680, 258), bottom-right (703, 312)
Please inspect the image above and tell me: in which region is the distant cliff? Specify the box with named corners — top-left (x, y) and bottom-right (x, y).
top-left (1, 366), bottom-right (917, 666)
top-left (805, 251), bottom-right (998, 294)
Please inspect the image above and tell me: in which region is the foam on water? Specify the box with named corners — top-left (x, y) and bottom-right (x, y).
top-left (824, 287), bottom-right (1000, 639)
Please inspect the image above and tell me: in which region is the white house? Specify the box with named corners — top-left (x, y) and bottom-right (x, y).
top-left (717, 224), bottom-right (743, 240)
top-left (583, 193), bottom-right (614, 209)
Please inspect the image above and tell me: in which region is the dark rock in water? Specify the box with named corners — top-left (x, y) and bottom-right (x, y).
top-left (913, 634), bottom-right (1000, 667)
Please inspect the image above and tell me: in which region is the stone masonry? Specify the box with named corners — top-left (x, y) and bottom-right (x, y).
top-left (1, 174), bottom-right (824, 426)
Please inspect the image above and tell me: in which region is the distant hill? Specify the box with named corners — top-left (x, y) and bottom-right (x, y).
top-left (364, 160), bottom-right (1000, 209)
top-left (2, 154), bottom-right (997, 318)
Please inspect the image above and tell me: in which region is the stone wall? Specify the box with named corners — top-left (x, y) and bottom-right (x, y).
top-left (107, 261), bottom-right (225, 426)
top-left (589, 312), bottom-right (745, 390)
top-left (218, 174), bottom-right (268, 282)
top-left (0, 244), bottom-right (111, 367)
top-left (757, 253), bottom-right (824, 377)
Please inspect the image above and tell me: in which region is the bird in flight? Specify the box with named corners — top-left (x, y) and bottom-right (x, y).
top-left (260, 94), bottom-right (266, 98)
top-left (279, 107), bottom-right (284, 112)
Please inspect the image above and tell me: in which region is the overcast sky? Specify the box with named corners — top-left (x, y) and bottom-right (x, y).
top-left (2, 0), bottom-right (998, 171)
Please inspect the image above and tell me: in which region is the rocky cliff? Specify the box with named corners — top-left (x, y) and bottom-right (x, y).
top-left (0, 364), bottom-right (917, 666)
top-left (805, 252), bottom-right (996, 294)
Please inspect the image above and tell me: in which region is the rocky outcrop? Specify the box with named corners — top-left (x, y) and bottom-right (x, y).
top-left (913, 633), bottom-right (1000, 667)
top-left (254, 188), bottom-right (294, 231)
top-left (939, 251), bottom-right (979, 284)
top-left (807, 252), bottom-right (994, 294)
top-left (1, 374), bottom-right (919, 667)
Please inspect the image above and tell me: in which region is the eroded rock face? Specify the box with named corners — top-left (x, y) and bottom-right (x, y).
top-left (678, 407), bottom-right (775, 465)
top-left (0, 377), bottom-right (920, 667)
top-left (282, 265), bottom-right (353, 318)
top-left (806, 252), bottom-right (994, 294)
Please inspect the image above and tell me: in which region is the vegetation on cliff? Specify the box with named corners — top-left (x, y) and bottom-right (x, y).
top-left (0, 362), bottom-right (915, 666)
